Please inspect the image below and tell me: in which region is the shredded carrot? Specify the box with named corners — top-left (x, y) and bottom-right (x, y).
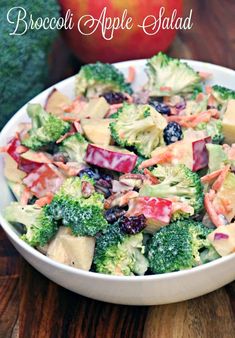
top-left (208, 94), bottom-right (216, 107)
top-left (15, 132), bottom-right (20, 140)
top-left (64, 97), bottom-right (86, 113)
top-left (53, 161), bottom-right (80, 176)
top-left (56, 132), bottom-right (74, 144)
top-left (36, 152), bottom-right (53, 163)
top-left (171, 201), bottom-right (194, 215)
top-left (220, 197), bottom-right (233, 214)
top-left (167, 111), bottom-right (212, 128)
top-left (199, 72), bottom-right (212, 81)
top-left (127, 66), bottom-right (135, 83)
top-left (196, 92), bottom-right (205, 102)
top-left (61, 115), bottom-right (80, 122)
top-left (201, 168), bottom-right (225, 184)
top-left (143, 168), bottom-right (159, 184)
top-left (105, 104), bottom-right (123, 117)
top-left (212, 165), bottom-right (230, 191)
top-left (0, 146), bottom-right (8, 153)
top-left (35, 193), bottom-right (54, 207)
top-left (204, 192), bottom-right (224, 227)
top-left (160, 86), bottom-right (172, 92)
top-left (16, 145), bottom-right (28, 154)
top-left (20, 188), bottom-right (31, 205)
top-left (139, 151), bottom-right (173, 169)
top-left (205, 86), bottom-right (212, 94)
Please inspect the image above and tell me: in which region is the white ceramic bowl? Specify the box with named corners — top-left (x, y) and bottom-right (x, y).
top-left (1, 59), bottom-right (235, 306)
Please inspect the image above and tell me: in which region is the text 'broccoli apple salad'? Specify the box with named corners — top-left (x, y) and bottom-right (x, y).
top-left (2, 53), bottom-right (235, 276)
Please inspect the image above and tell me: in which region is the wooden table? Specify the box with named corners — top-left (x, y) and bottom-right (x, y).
top-left (1, 1), bottom-right (235, 337)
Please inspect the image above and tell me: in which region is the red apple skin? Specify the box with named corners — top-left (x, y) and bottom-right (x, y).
top-left (127, 196), bottom-right (172, 226)
top-left (192, 137), bottom-right (211, 172)
top-left (23, 164), bottom-right (65, 198)
top-left (85, 144), bottom-right (137, 173)
top-left (7, 138), bottom-right (41, 174)
top-left (58, 0), bottom-right (183, 63)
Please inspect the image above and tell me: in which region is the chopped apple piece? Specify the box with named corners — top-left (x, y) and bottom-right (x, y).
top-left (222, 99), bottom-right (235, 144)
top-left (47, 227), bottom-right (95, 270)
top-left (85, 144), bottom-right (137, 173)
top-left (79, 97), bottom-right (110, 119)
top-left (20, 150), bottom-right (53, 163)
top-left (213, 172), bottom-right (235, 222)
top-left (4, 153), bottom-right (26, 182)
top-left (23, 164), bottom-right (65, 198)
top-left (81, 118), bottom-right (114, 145)
top-left (7, 137), bottom-right (42, 173)
top-left (151, 135), bottom-right (210, 172)
top-left (45, 88), bottom-right (72, 117)
top-left (208, 222), bottom-right (235, 256)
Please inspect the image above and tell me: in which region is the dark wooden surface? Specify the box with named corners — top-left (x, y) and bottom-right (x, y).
top-left (1, 1), bottom-right (235, 337)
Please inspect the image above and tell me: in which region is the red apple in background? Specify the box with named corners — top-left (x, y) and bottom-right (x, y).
top-left (58, 0), bottom-right (183, 63)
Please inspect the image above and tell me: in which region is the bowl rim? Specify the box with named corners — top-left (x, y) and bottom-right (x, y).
top-left (1, 58), bottom-right (235, 282)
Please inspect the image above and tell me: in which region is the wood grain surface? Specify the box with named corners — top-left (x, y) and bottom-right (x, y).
top-left (1, 0), bottom-right (235, 337)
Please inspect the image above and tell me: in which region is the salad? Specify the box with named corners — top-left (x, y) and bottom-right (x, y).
top-left (1, 52), bottom-right (235, 276)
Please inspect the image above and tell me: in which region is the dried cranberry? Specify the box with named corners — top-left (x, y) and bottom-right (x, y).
top-left (119, 215), bottom-right (146, 234)
top-left (105, 207), bottom-right (126, 223)
top-left (163, 122), bottom-right (183, 145)
top-left (148, 97), bottom-right (170, 115)
top-left (101, 92), bottom-right (127, 105)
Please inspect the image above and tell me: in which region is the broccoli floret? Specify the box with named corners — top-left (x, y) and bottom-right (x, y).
top-left (196, 119), bottom-right (224, 144)
top-left (47, 177), bottom-right (108, 236)
top-left (94, 222), bottom-right (149, 276)
top-left (110, 103), bottom-right (167, 158)
top-left (190, 86), bottom-right (203, 100)
top-left (145, 52), bottom-right (202, 96)
top-left (147, 220), bottom-right (215, 273)
top-left (139, 164), bottom-right (203, 216)
top-left (0, 1), bottom-right (59, 130)
top-left (22, 104), bottom-right (70, 150)
top-left (211, 85), bottom-right (235, 104)
top-left (56, 175), bottom-right (95, 200)
top-left (75, 62), bottom-right (132, 98)
top-left (59, 133), bottom-right (88, 163)
top-left (108, 111), bottom-right (120, 119)
top-left (5, 202), bottom-right (57, 247)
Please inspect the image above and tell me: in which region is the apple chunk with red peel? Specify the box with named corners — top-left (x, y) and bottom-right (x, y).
top-left (192, 136), bottom-right (211, 171)
top-left (126, 197), bottom-right (172, 234)
top-left (23, 164), bottom-right (65, 198)
top-left (7, 137), bottom-right (42, 173)
top-left (85, 144), bottom-right (137, 173)
top-left (151, 136), bottom-right (211, 172)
